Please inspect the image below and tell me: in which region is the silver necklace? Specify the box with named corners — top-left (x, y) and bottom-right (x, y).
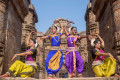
top-left (53, 35), bottom-right (60, 43)
top-left (70, 36), bottom-right (75, 44)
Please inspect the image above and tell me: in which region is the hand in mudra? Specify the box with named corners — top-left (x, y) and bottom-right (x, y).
top-left (88, 35), bottom-right (92, 41)
top-left (92, 34), bottom-right (99, 37)
top-left (69, 21), bottom-right (74, 24)
top-left (54, 20), bottom-right (59, 23)
top-left (11, 55), bottom-right (17, 62)
top-left (31, 30), bottom-right (36, 34)
top-left (109, 54), bottom-right (114, 59)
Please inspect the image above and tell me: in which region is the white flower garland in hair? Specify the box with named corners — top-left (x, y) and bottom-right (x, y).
top-left (91, 38), bottom-right (96, 47)
top-left (35, 39), bottom-right (38, 48)
top-left (69, 26), bottom-right (78, 35)
top-left (57, 26), bottom-right (60, 33)
top-left (69, 27), bottom-right (72, 34)
top-left (53, 24), bottom-right (60, 33)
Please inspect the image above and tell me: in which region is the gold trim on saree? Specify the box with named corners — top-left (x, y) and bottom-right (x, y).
top-left (65, 47), bottom-right (77, 74)
top-left (92, 60), bottom-right (103, 66)
top-left (48, 50), bottom-right (62, 70)
top-left (25, 61), bottom-right (37, 66)
top-left (49, 46), bottom-right (61, 50)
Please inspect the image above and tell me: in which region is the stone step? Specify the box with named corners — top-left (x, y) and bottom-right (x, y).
top-left (0, 77), bottom-right (120, 80)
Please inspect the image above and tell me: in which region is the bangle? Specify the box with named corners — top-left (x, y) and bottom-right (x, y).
top-left (108, 53), bottom-right (111, 56)
top-left (15, 54), bottom-right (17, 57)
top-left (6, 72), bottom-right (10, 76)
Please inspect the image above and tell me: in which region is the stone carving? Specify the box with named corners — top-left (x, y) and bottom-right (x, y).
top-left (0, 0), bottom-right (30, 74)
top-left (85, 2), bottom-right (99, 77)
top-left (0, 0), bottom-right (6, 74)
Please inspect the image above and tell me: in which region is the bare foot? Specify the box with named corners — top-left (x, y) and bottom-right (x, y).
top-left (114, 74), bottom-right (119, 77)
top-left (46, 74), bottom-right (54, 79)
top-left (46, 77), bottom-right (52, 79)
top-left (0, 73), bottom-right (9, 77)
top-left (52, 77), bottom-right (57, 79)
top-left (78, 74), bottom-right (82, 78)
top-left (52, 74), bottom-right (57, 79)
top-left (69, 73), bottom-right (75, 78)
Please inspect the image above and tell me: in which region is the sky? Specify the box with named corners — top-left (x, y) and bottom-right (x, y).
top-left (31, 0), bottom-right (89, 33)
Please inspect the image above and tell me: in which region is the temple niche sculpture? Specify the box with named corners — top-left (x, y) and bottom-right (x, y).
top-left (37, 18), bottom-right (88, 79)
top-left (85, 0), bottom-right (120, 76)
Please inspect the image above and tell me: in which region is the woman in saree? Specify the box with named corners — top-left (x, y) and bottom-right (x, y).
top-left (0, 31), bottom-right (37, 77)
top-left (39, 20), bottom-right (63, 79)
top-left (91, 34), bottom-right (119, 77)
top-left (64, 21), bottom-right (90, 78)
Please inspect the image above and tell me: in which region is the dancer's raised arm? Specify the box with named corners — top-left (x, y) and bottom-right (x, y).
top-left (64, 22), bottom-right (69, 36)
top-left (93, 34), bottom-right (104, 47)
top-left (78, 35), bottom-right (88, 39)
top-left (40, 36), bottom-right (49, 39)
top-left (54, 20), bottom-right (63, 34)
top-left (64, 21), bottom-right (74, 36)
top-left (26, 31), bottom-right (34, 45)
top-left (78, 35), bottom-right (92, 41)
top-left (58, 21), bottom-right (63, 34)
top-left (12, 51), bottom-right (33, 61)
top-left (95, 51), bottom-right (114, 59)
top-left (37, 36), bottom-right (49, 44)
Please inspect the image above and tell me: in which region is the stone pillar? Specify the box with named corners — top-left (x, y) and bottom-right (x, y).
top-left (85, 2), bottom-right (99, 77)
top-left (79, 31), bottom-right (89, 77)
top-left (111, 0), bottom-right (120, 73)
top-left (0, 0), bottom-right (6, 74)
top-left (35, 32), bottom-right (45, 79)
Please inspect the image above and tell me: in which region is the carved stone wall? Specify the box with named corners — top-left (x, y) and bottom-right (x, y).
top-left (85, 2), bottom-right (99, 77)
top-left (0, 0), bottom-right (30, 74)
top-left (0, 0), bottom-right (7, 74)
top-left (111, 0), bottom-right (120, 72)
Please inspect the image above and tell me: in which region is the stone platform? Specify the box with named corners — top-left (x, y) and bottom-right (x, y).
top-left (0, 77), bottom-right (120, 80)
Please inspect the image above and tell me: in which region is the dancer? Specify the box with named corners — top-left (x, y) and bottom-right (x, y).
top-left (0, 31), bottom-right (37, 77)
top-left (91, 34), bottom-right (118, 77)
top-left (39, 20), bottom-right (63, 79)
top-left (64, 21), bottom-right (89, 78)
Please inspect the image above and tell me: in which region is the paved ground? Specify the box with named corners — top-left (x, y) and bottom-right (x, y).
top-left (0, 77), bottom-right (120, 80)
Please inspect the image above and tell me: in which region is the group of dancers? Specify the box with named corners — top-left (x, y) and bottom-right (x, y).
top-left (0, 19), bottom-right (119, 79)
